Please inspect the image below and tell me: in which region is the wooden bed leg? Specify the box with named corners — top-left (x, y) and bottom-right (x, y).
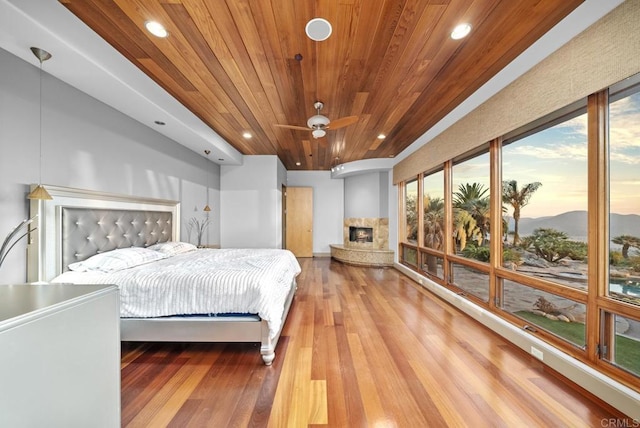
top-left (261, 349), bottom-right (275, 366)
top-left (261, 320), bottom-right (276, 366)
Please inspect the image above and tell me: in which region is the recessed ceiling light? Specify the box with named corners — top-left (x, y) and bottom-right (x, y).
top-left (305, 18), bottom-right (332, 41)
top-left (145, 21), bottom-right (168, 38)
top-left (295, 162), bottom-right (301, 166)
top-left (451, 23), bottom-right (471, 40)
top-left (377, 134), bottom-right (386, 139)
top-left (154, 120), bottom-right (165, 125)
top-left (242, 132), bottom-right (252, 139)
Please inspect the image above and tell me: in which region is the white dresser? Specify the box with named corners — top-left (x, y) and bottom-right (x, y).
top-left (0, 283), bottom-right (120, 428)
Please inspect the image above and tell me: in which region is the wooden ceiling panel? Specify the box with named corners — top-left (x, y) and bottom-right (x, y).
top-left (60, 0), bottom-right (584, 170)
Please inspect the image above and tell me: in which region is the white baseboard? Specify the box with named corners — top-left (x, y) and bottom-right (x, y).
top-left (394, 263), bottom-right (640, 420)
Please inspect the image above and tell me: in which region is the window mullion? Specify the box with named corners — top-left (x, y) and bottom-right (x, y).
top-left (587, 89), bottom-right (609, 363)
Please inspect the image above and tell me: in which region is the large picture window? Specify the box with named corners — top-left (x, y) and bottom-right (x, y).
top-left (502, 111), bottom-right (589, 290)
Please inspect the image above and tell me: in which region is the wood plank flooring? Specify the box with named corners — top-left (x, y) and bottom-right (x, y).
top-left (121, 258), bottom-right (629, 427)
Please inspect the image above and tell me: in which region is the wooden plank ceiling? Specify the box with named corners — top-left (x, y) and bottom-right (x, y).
top-left (59, 0), bottom-right (584, 170)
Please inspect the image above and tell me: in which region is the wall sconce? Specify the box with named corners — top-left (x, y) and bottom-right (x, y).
top-left (0, 216), bottom-right (37, 270)
top-left (27, 47), bottom-right (53, 200)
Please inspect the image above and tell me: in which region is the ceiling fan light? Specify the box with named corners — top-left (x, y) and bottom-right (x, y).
top-left (312, 129), bottom-right (326, 139)
top-left (307, 114), bottom-right (330, 128)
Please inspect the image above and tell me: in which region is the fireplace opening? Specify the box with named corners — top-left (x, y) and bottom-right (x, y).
top-left (349, 226), bottom-right (373, 243)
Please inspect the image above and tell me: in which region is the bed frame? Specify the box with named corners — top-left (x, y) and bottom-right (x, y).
top-left (27, 185), bottom-right (295, 365)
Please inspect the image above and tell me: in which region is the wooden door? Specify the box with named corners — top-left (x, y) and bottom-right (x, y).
top-left (285, 187), bottom-right (313, 257)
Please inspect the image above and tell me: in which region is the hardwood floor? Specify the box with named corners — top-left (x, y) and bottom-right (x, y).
top-left (121, 258), bottom-right (628, 427)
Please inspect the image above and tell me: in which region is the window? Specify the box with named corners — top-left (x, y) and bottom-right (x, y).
top-left (502, 111), bottom-right (589, 290)
top-left (421, 170), bottom-right (445, 279)
top-left (600, 311), bottom-right (640, 377)
top-left (405, 179), bottom-right (418, 245)
top-left (451, 262), bottom-right (489, 302)
top-left (452, 152), bottom-right (491, 261)
top-left (609, 86), bottom-right (640, 307)
top-left (422, 170), bottom-right (444, 251)
top-left (502, 279), bottom-right (586, 347)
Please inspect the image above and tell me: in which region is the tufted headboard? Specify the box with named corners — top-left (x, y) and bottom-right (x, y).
top-left (28, 185), bottom-right (180, 282)
top-left (60, 207), bottom-right (173, 271)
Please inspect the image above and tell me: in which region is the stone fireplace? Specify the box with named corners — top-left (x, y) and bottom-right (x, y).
top-left (343, 217), bottom-right (388, 249)
top-left (331, 217), bottom-right (393, 267)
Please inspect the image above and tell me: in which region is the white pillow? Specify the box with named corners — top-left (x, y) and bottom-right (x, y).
top-left (147, 241), bottom-right (197, 256)
top-left (68, 247), bottom-right (168, 273)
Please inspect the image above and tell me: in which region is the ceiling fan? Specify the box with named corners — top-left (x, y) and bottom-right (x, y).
top-left (274, 101), bottom-right (358, 139)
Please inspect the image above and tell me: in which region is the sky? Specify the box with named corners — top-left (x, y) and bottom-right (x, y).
top-left (418, 90), bottom-right (640, 219)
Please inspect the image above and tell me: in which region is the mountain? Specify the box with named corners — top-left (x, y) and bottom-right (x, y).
top-left (507, 211), bottom-right (640, 241)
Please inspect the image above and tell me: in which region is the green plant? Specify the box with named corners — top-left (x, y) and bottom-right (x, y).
top-left (453, 182), bottom-right (490, 251)
top-left (610, 250), bottom-right (624, 266)
top-left (629, 256), bottom-right (640, 273)
top-left (503, 247), bottom-right (522, 264)
top-left (461, 243), bottom-right (490, 262)
top-left (611, 235), bottom-right (640, 259)
top-left (565, 240), bottom-right (588, 261)
top-left (524, 228), bottom-right (572, 263)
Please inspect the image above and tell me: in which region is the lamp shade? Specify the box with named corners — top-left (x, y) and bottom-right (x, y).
top-left (27, 185), bottom-right (52, 200)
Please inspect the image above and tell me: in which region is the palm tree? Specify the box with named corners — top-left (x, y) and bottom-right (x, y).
top-left (423, 196), bottom-right (445, 250)
top-left (611, 235), bottom-right (640, 259)
top-left (405, 194), bottom-right (418, 243)
top-left (502, 180), bottom-right (542, 246)
top-left (453, 182), bottom-right (490, 250)
top-left (423, 196), bottom-right (444, 274)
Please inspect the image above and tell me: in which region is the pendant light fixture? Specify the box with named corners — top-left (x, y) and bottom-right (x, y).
top-left (203, 150), bottom-right (211, 212)
top-left (27, 47), bottom-right (53, 200)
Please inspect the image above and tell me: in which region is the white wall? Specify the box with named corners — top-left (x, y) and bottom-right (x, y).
top-left (344, 171), bottom-right (390, 218)
top-left (286, 171), bottom-right (343, 256)
top-left (0, 48), bottom-right (220, 283)
top-left (220, 155), bottom-right (283, 248)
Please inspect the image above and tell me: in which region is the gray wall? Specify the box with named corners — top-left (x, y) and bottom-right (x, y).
top-left (220, 155), bottom-right (284, 249)
top-left (0, 47), bottom-right (220, 283)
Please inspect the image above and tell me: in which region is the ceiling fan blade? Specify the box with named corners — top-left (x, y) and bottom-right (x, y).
top-left (274, 124), bottom-right (310, 132)
top-left (326, 116), bottom-right (358, 130)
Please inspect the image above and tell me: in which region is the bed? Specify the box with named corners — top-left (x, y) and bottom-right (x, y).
top-left (27, 185), bottom-right (300, 365)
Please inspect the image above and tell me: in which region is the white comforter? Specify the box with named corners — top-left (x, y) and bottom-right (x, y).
top-left (52, 248), bottom-right (301, 338)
